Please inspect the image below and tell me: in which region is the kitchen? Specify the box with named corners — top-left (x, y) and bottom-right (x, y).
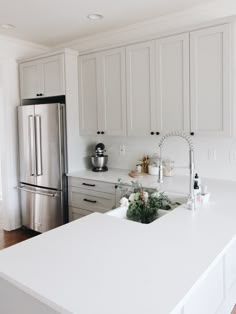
top-left (1, 0), bottom-right (236, 313)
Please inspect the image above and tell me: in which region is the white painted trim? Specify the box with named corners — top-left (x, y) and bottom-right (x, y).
top-left (0, 34), bottom-right (49, 52)
top-left (54, 10), bottom-right (236, 55)
top-left (18, 48), bottom-right (79, 63)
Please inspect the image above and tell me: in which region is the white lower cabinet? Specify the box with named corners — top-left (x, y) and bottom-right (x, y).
top-left (225, 238), bottom-right (236, 293)
top-left (68, 177), bottom-right (116, 222)
top-left (181, 238), bottom-right (236, 314)
top-left (69, 207), bottom-right (94, 221)
top-left (184, 260), bottom-right (224, 314)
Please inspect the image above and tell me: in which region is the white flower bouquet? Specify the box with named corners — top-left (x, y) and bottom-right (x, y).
top-left (118, 180), bottom-right (172, 224)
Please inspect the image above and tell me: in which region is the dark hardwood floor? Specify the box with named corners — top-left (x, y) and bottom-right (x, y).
top-left (0, 215), bottom-right (36, 249)
top-left (0, 227), bottom-right (34, 250)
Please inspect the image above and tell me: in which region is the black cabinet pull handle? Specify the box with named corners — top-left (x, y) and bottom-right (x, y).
top-left (36, 94), bottom-right (39, 96)
top-left (156, 132), bottom-right (160, 135)
top-left (82, 183), bottom-right (96, 187)
top-left (40, 93), bottom-right (44, 96)
top-left (190, 132), bottom-right (195, 136)
top-left (83, 198), bottom-right (97, 203)
top-left (97, 131), bottom-right (100, 135)
top-left (101, 131), bottom-right (105, 135)
top-left (150, 132), bottom-right (154, 135)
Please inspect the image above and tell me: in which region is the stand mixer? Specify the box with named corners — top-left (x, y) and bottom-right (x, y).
top-left (91, 143), bottom-right (108, 172)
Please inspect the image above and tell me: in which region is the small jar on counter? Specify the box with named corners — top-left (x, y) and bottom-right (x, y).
top-left (163, 159), bottom-right (174, 177)
top-left (148, 154), bottom-right (160, 176)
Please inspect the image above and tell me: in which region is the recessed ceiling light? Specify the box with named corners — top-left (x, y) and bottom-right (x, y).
top-left (1, 24), bottom-right (16, 30)
top-left (87, 14), bottom-right (104, 20)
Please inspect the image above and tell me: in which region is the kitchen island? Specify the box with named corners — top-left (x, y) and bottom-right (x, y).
top-left (0, 176), bottom-right (236, 314)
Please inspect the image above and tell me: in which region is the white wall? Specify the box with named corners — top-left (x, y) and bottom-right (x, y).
top-left (0, 37), bottom-right (48, 230)
top-left (78, 135), bottom-right (236, 181)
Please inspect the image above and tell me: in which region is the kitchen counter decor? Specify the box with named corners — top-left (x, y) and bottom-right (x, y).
top-left (119, 181), bottom-right (175, 224)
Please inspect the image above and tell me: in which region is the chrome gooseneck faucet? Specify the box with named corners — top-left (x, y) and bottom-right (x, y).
top-left (158, 131), bottom-right (196, 211)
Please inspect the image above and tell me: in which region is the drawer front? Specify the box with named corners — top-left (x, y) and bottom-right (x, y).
top-left (184, 260), bottom-right (224, 314)
top-left (69, 206), bottom-right (93, 222)
top-left (68, 177), bottom-right (116, 194)
top-left (69, 187), bottom-right (115, 212)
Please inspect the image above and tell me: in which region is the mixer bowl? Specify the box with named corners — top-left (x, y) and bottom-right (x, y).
top-left (91, 156), bottom-right (108, 170)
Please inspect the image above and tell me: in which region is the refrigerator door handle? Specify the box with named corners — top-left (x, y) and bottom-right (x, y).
top-left (16, 186), bottom-right (57, 197)
top-left (58, 104), bottom-right (66, 187)
top-left (35, 115), bottom-right (43, 176)
top-left (28, 115), bottom-right (35, 176)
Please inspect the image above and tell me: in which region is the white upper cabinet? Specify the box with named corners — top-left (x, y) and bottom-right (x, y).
top-left (156, 33), bottom-right (190, 134)
top-left (126, 41), bottom-right (156, 136)
top-left (40, 55), bottom-right (65, 97)
top-left (79, 53), bottom-right (99, 136)
top-left (78, 22), bottom-right (232, 138)
top-left (190, 24), bottom-right (231, 136)
top-left (98, 48), bottom-right (126, 136)
top-left (20, 54), bottom-right (65, 99)
top-left (20, 61), bottom-right (40, 99)
top-left (79, 47), bottom-right (126, 136)
top-left (126, 35), bottom-right (189, 137)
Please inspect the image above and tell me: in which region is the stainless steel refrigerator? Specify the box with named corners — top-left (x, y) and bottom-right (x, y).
top-left (17, 102), bottom-right (67, 233)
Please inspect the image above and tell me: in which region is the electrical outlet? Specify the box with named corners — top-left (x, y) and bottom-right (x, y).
top-left (208, 149), bottom-right (216, 161)
top-left (230, 150), bottom-right (236, 163)
top-left (119, 145), bottom-right (126, 156)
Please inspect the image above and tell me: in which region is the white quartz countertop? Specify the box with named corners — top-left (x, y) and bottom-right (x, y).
top-left (67, 168), bottom-right (190, 192)
top-left (1, 175), bottom-right (236, 314)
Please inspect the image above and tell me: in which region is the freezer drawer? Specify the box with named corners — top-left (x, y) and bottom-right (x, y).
top-left (19, 185), bottom-right (63, 233)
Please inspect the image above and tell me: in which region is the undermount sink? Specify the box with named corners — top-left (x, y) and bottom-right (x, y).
top-left (106, 193), bottom-right (188, 223)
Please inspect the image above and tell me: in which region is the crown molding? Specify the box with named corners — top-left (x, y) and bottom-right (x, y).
top-left (18, 48), bottom-right (79, 63)
top-left (0, 34), bottom-right (49, 51)
top-left (54, 2), bottom-right (236, 54)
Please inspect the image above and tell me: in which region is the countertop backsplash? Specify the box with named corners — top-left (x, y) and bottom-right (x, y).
top-left (77, 135), bottom-right (236, 181)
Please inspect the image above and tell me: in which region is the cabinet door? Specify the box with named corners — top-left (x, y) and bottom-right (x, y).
top-left (79, 54), bottom-right (99, 135)
top-left (40, 54), bottom-right (65, 97)
top-left (184, 259), bottom-right (224, 314)
top-left (126, 41), bottom-right (156, 136)
top-left (190, 24), bottom-right (230, 136)
top-left (98, 48), bottom-right (126, 136)
top-left (156, 33), bottom-right (190, 134)
top-left (20, 61), bottom-right (40, 99)
top-left (69, 206), bottom-right (92, 222)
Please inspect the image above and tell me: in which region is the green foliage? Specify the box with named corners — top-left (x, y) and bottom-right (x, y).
top-left (126, 191), bottom-right (172, 224)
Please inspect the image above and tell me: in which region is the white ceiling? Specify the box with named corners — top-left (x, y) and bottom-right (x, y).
top-left (0, 0), bottom-right (218, 47)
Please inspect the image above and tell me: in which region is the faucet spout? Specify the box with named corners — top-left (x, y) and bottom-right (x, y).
top-left (158, 131), bottom-right (196, 211)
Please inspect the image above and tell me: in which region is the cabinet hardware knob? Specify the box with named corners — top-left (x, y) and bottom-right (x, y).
top-left (40, 93), bottom-right (44, 96)
top-left (36, 94), bottom-right (39, 96)
top-left (190, 132), bottom-right (195, 136)
top-left (101, 131), bottom-right (105, 135)
top-left (156, 132), bottom-right (160, 135)
top-left (82, 183), bottom-right (96, 187)
top-left (97, 131), bottom-right (100, 134)
top-left (83, 198), bottom-right (97, 203)
top-left (150, 132), bottom-right (154, 135)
